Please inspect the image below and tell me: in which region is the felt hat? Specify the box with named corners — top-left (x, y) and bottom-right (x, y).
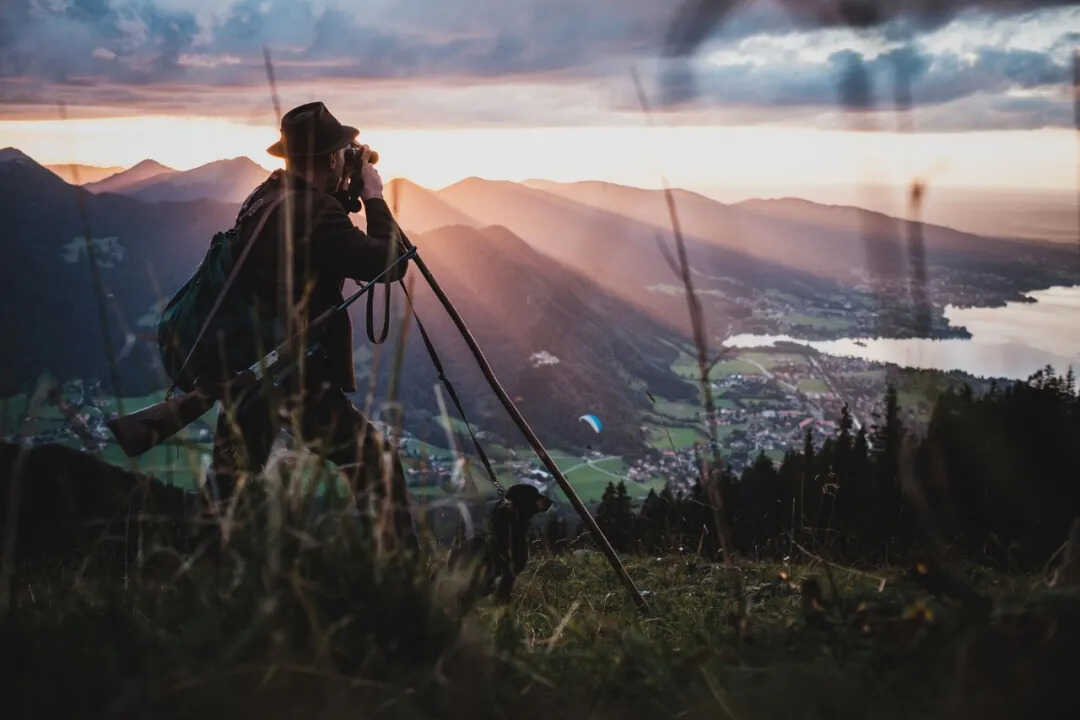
top-left (266, 101), bottom-right (358, 158)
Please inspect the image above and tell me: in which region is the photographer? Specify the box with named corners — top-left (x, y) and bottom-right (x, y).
top-left (211, 101), bottom-right (415, 550)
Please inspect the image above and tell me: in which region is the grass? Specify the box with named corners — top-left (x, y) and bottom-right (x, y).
top-left (785, 312), bottom-right (854, 332)
top-left (549, 454), bottom-right (629, 501)
top-left (494, 554), bottom-right (1079, 720)
top-left (646, 424), bottom-right (706, 451)
top-left (100, 442), bottom-right (209, 490)
top-left (4, 388), bottom-right (219, 491)
top-left (710, 359), bottom-right (765, 378)
top-left (10, 504), bottom-right (1076, 720)
top-left (650, 396), bottom-right (701, 421)
top-left (715, 422), bottom-right (748, 441)
top-left (764, 448), bottom-right (786, 465)
top-left (797, 378), bottom-right (831, 394)
top-left (740, 352), bottom-right (808, 370)
top-left (4, 435), bottom-right (1077, 719)
top-left (671, 352), bottom-right (763, 380)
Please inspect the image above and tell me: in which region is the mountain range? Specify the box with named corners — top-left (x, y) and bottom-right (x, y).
top-left (3, 145), bottom-right (1078, 453)
top-left (0, 148), bottom-right (237, 396)
top-left (84, 159), bottom-right (176, 194)
top-left (84, 157), bottom-right (271, 203)
top-left (45, 163), bottom-right (125, 185)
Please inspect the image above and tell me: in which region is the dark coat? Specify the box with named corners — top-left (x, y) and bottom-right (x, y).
top-left (231, 170), bottom-right (406, 390)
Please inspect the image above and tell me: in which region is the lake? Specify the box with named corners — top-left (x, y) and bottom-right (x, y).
top-left (724, 286), bottom-right (1080, 380)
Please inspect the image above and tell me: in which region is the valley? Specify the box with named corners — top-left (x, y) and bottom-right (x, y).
top-left (1, 147), bottom-right (1076, 506)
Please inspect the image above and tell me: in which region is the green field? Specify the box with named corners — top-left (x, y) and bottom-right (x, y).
top-left (671, 351), bottom-right (763, 380)
top-left (715, 421), bottom-right (748, 441)
top-left (740, 351), bottom-right (808, 370)
top-left (649, 396), bottom-right (700, 420)
top-left (764, 448), bottom-right (786, 464)
top-left (797, 377), bottom-right (830, 394)
top-left (711, 358), bottom-right (765, 377)
top-left (785, 312), bottom-right (855, 332)
top-left (646, 424), bottom-right (706, 451)
top-left (101, 442), bottom-right (210, 490)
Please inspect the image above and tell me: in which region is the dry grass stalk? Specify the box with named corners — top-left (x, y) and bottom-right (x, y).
top-left (631, 69), bottom-right (735, 564)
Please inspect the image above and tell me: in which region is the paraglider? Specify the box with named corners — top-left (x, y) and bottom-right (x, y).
top-left (579, 413), bottom-right (603, 434)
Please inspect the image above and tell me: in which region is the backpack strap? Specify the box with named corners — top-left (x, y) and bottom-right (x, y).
top-left (172, 189), bottom-right (296, 393)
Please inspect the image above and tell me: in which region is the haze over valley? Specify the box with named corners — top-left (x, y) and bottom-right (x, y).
top-left (3, 146), bottom-right (1078, 492)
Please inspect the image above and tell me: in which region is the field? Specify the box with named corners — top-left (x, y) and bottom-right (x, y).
top-left (671, 351), bottom-right (764, 380)
top-left (8, 526), bottom-right (1077, 719)
top-left (785, 312), bottom-right (854, 332)
top-left (739, 351), bottom-right (809, 371)
top-left (2, 380), bottom-right (664, 508)
top-left (646, 424), bottom-right (706, 451)
top-left (797, 377), bottom-right (830, 394)
top-left (649, 396), bottom-right (701, 421)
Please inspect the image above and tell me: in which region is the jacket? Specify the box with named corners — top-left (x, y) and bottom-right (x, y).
top-left (231, 169), bottom-right (406, 391)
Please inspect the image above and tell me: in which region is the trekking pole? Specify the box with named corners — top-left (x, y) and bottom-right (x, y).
top-left (399, 234), bottom-right (649, 613)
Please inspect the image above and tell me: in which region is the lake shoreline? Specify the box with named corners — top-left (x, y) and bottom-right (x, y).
top-left (723, 285), bottom-right (1080, 381)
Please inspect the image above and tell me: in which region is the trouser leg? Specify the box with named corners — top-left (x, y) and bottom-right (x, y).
top-left (302, 387), bottom-right (418, 553)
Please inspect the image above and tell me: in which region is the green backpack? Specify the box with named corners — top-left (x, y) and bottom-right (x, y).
top-left (158, 228), bottom-right (279, 392)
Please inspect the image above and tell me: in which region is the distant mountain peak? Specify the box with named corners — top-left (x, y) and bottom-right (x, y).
top-left (0, 147), bottom-right (69, 189)
top-left (439, 176), bottom-right (511, 192)
top-left (203, 156), bottom-right (263, 168)
top-left (387, 177), bottom-right (428, 190)
top-left (128, 158), bottom-right (174, 173)
top-left (381, 176), bottom-right (479, 233)
top-left (0, 147), bottom-right (34, 164)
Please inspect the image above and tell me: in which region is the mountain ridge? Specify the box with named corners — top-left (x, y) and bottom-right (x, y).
top-left (85, 159), bottom-right (176, 195)
top-left (113, 157), bottom-right (271, 204)
top-left (45, 163), bottom-right (126, 185)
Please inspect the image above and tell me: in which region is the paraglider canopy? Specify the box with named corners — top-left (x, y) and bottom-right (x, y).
top-left (579, 413), bottom-right (603, 434)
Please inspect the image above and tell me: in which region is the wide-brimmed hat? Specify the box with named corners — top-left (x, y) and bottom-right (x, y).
top-left (266, 101), bottom-right (358, 158)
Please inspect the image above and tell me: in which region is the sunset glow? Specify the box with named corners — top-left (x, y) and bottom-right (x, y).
top-left (2, 116), bottom-right (1075, 197)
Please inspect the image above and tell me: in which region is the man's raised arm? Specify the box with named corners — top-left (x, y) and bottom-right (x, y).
top-left (315, 195), bottom-right (407, 283)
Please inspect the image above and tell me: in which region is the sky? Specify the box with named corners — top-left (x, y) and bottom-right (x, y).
top-left (1, 0), bottom-right (1078, 194)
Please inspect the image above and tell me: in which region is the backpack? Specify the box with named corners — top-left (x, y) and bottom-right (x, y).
top-left (158, 228), bottom-right (279, 392)
top-left (159, 185), bottom-right (300, 393)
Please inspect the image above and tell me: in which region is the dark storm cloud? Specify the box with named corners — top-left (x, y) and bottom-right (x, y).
top-left (664, 0), bottom-right (1080, 56)
top-left (659, 45), bottom-right (1070, 112)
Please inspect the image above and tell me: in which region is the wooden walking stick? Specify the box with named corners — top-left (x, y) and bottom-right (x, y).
top-left (399, 233), bottom-right (649, 612)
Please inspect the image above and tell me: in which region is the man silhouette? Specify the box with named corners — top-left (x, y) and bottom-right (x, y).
top-left (210, 101), bottom-right (415, 550)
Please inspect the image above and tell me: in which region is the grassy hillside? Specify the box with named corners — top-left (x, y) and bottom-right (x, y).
top-left (6, 530), bottom-right (1077, 719)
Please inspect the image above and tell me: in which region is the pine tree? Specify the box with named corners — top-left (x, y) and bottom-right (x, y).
top-left (833, 404), bottom-right (854, 538)
top-left (596, 481), bottom-right (618, 546)
top-left (639, 488), bottom-right (668, 552)
top-left (612, 481), bottom-right (634, 552)
top-left (871, 384), bottom-right (904, 554)
top-left (850, 425), bottom-right (871, 550)
top-left (595, 481), bottom-right (634, 552)
top-left (799, 427), bottom-right (814, 537)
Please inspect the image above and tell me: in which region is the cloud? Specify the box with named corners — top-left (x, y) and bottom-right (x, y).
top-left (664, 0), bottom-right (1080, 56)
top-left (656, 44), bottom-right (1070, 114)
top-left (0, 0), bottom-right (1075, 131)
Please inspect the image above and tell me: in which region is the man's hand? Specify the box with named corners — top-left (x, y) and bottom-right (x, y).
top-left (357, 144), bottom-right (383, 200)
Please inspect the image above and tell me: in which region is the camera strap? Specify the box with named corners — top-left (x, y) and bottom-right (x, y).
top-left (365, 279), bottom-right (391, 344)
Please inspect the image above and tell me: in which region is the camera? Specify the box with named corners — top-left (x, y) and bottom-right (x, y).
top-left (338, 142), bottom-right (379, 212)
top-left (342, 142), bottom-right (379, 175)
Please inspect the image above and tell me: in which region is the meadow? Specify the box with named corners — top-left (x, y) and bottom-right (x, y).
top-left (5, 489), bottom-right (1075, 720)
